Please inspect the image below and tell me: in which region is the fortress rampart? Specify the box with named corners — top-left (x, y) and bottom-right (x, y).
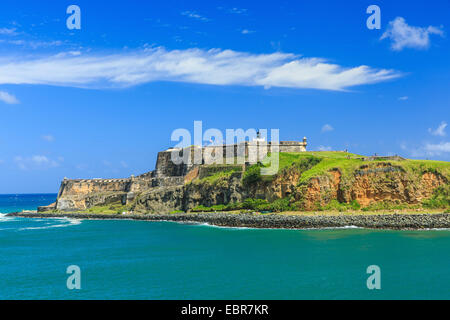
top-left (51, 138), bottom-right (307, 211)
top-left (162, 139), bottom-right (308, 174)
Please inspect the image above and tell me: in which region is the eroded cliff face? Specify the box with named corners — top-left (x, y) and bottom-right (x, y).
top-left (133, 186), bottom-right (185, 213)
top-left (295, 169), bottom-right (341, 210)
top-left (48, 159), bottom-right (448, 213)
top-left (253, 166), bottom-right (303, 202)
top-left (56, 192), bottom-right (127, 211)
top-left (183, 172), bottom-right (245, 210)
top-left (55, 179), bottom-right (130, 211)
top-left (131, 172), bottom-right (245, 213)
top-left (295, 163), bottom-right (448, 210)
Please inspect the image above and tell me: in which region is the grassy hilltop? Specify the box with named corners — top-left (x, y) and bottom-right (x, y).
top-left (189, 151), bottom-right (450, 214)
top-left (256, 151), bottom-right (449, 184)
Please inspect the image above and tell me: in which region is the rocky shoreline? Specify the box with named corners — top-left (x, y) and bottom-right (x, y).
top-left (7, 211), bottom-right (450, 230)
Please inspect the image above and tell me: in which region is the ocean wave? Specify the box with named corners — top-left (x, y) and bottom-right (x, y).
top-left (186, 221), bottom-right (361, 231)
top-left (309, 225), bottom-right (362, 230)
top-left (0, 213), bottom-right (14, 222)
top-left (17, 218), bottom-right (82, 231)
top-left (192, 222), bottom-right (255, 230)
top-left (189, 222), bottom-right (447, 231)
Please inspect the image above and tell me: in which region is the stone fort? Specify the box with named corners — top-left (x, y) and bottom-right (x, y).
top-left (51, 137), bottom-right (308, 211)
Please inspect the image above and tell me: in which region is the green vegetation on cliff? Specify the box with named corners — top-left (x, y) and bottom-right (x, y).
top-left (183, 151), bottom-right (450, 215)
top-left (422, 185), bottom-right (450, 209)
top-left (247, 151), bottom-right (450, 184)
top-left (64, 151), bottom-right (450, 215)
top-left (196, 165), bottom-right (242, 184)
top-left (192, 198), bottom-right (294, 213)
top-left (82, 201), bottom-right (129, 215)
top-left (235, 151), bottom-right (449, 213)
top-left (243, 152), bottom-right (324, 186)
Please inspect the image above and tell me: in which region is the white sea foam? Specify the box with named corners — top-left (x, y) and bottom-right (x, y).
top-left (313, 225), bottom-right (362, 230)
top-left (18, 218), bottom-right (82, 231)
top-left (185, 221), bottom-right (364, 231)
top-left (0, 213), bottom-right (13, 222)
top-left (192, 222), bottom-right (255, 230)
top-left (191, 222), bottom-right (450, 232)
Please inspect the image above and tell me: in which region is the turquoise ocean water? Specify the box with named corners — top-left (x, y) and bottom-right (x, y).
top-left (0, 194), bottom-right (449, 300)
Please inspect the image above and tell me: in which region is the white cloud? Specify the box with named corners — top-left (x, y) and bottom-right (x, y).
top-left (5, 39), bottom-right (63, 49)
top-left (217, 7), bottom-right (248, 15)
top-left (229, 8), bottom-right (247, 14)
top-left (241, 29), bottom-right (255, 35)
top-left (398, 96), bottom-right (408, 100)
top-left (0, 27), bottom-right (18, 35)
top-left (318, 146), bottom-right (333, 151)
top-left (0, 47), bottom-right (400, 91)
top-left (181, 11), bottom-right (210, 22)
top-left (424, 142), bottom-right (450, 155)
top-left (381, 17), bottom-right (444, 51)
top-left (400, 142), bottom-right (408, 151)
top-left (321, 124), bottom-right (334, 133)
top-left (14, 155), bottom-right (61, 170)
top-left (6, 49), bottom-right (410, 93)
top-left (428, 121), bottom-right (447, 137)
top-left (41, 134), bottom-right (55, 142)
top-left (402, 140), bottom-right (450, 158)
top-left (0, 91), bottom-right (19, 104)
top-left (31, 155), bottom-right (51, 165)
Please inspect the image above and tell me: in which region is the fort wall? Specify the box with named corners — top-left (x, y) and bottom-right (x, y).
top-left (53, 138), bottom-right (308, 211)
top-left (58, 178), bottom-right (131, 197)
top-left (167, 139), bottom-right (307, 169)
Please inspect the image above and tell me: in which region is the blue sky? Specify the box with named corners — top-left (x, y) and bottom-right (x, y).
top-left (0, 0), bottom-right (449, 193)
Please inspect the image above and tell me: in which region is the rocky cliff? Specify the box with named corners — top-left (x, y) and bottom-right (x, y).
top-left (41, 152), bottom-right (450, 214)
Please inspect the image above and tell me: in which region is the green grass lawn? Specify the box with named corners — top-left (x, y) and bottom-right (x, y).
top-left (255, 152), bottom-right (364, 184)
top-left (390, 159), bottom-right (450, 178)
top-left (197, 169), bottom-right (240, 184)
top-left (195, 164), bottom-right (243, 184)
top-left (82, 202), bottom-right (128, 215)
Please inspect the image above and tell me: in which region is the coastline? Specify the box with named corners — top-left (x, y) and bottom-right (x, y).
top-left (7, 211), bottom-right (450, 230)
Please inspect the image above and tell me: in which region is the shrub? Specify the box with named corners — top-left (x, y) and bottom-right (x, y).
top-left (242, 164), bottom-right (263, 187)
top-left (266, 198), bottom-right (292, 212)
top-left (191, 205), bottom-right (211, 212)
top-left (293, 156), bottom-right (321, 172)
top-left (321, 199), bottom-right (361, 212)
top-left (422, 185), bottom-right (450, 209)
top-left (210, 204), bottom-right (227, 211)
top-left (361, 201), bottom-right (409, 212)
top-left (350, 200), bottom-right (361, 210)
top-left (190, 197), bottom-right (295, 213)
top-left (242, 198), bottom-right (269, 210)
top-left (325, 200), bottom-right (343, 212)
top-left (224, 202), bottom-right (244, 211)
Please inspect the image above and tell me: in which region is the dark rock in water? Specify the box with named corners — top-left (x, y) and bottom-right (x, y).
top-left (37, 202), bottom-right (56, 213)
